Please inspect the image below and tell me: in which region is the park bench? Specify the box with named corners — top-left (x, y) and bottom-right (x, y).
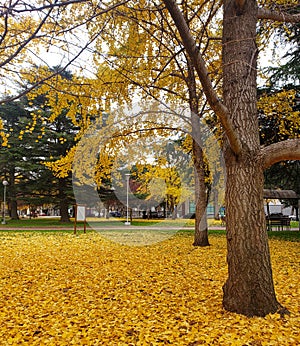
top-left (266, 214), bottom-right (291, 231)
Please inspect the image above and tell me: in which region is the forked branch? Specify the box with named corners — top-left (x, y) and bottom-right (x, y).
top-left (162, 0), bottom-right (242, 155)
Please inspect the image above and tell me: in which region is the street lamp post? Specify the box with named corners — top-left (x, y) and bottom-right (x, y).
top-left (125, 173), bottom-right (131, 225)
top-left (2, 180), bottom-right (8, 225)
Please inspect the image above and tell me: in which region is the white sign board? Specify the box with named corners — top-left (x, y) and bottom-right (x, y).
top-left (76, 205), bottom-right (86, 221)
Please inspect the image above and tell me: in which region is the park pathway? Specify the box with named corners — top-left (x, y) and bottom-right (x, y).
top-left (0, 225), bottom-right (299, 231)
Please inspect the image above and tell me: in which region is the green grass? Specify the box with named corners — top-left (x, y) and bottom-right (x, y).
top-left (290, 220), bottom-right (299, 228)
top-left (0, 217), bottom-right (74, 227)
top-left (179, 229), bottom-right (300, 242)
top-left (0, 216), bottom-right (198, 228)
top-left (0, 227), bottom-right (299, 242)
top-left (0, 217), bottom-right (299, 242)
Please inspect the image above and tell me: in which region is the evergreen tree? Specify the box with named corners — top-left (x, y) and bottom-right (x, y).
top-left (0, 95), bottom-right (78, 221)
top-left (258, 13), bottom-right (300, 218)
top-left (0, 99), bottom-right (44, 219)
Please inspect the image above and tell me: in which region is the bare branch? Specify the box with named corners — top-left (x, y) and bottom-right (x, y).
top-left (162, 0), bottom-right (242, 155)
top-left (0, 0), bottom-right (129, 104)
top-left (258, 8), bottom-right (300, 23)
top-left (0, 3), bottom-right (55, 69)
top-left (0, 26), bottom-right (104, 104)
top-left (112, 125), bottom-right (183, 140)
top-left (262, 139), bottom-right (300, 169)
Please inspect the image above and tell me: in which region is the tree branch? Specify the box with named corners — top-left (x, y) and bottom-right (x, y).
top-left (162, 0), bottom-right (242, 155)
top-left (0, 2), bottom-right (56, 69)
top-left (0, 0), bottom-right (130, 103)
top-left (258, 8), bottom-right (300, 23)
top-left (262, 139), bottom-right (300, 170)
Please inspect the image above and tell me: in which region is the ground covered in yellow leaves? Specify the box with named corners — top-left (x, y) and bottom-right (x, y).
top-left (0, 232), bottom-right (299, 345)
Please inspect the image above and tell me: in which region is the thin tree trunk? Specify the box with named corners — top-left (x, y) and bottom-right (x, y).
top-left (187, 58), bottom-right (210, 246)
top-left (58, 178), bottom-right (70, 223)
top-left (192, 137), bottom-right (209, 246)
top-left (213, 190), bottom-right (220, 220)
top-left (60, 198), bottom-right (70, 223)
top-left (9, 168), bottom-right (19, 220)
top-left (191, 113), bottom-right (209, 246)
top-left (10, 200), bottom-right (19, 219)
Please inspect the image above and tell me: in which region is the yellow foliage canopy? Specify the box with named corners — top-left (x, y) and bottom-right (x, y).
top-left (258, 89), bottom-right (300, 140)
top-left (0, 232), bottom-right (299, 345)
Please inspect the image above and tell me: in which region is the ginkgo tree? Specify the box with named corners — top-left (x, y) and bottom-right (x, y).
top-left (90, 0), bottom-right (224, 246)
top-left (161, 0), bottom-right (300, 317)
top-left (91, 0), bottom-right (300, 316)
top-left (132, 139), bottom-right (195, 218)
top-left (70, 102), bottom-right (190, 213)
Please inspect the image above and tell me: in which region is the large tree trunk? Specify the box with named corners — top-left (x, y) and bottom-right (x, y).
top-left (222, 152), bottom-right (280, 316)
top-left (222, 0), bottom-right (282, 316)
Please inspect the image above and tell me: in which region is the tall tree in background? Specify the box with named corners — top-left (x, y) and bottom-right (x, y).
top-left (259, 10), bottom-right (300, 218)
top-left (0, 100), bottom-right (34, 219)
top-left (27, 68), bottom-right (81, 222)
top-left (0, 99), bottom-right (58, 219)
top-left (38, 114), bottom-right (77, 222)
top-left (268, 10), bottom-right (300, 87)
top-left (0, 98), bottom-right (77, 221)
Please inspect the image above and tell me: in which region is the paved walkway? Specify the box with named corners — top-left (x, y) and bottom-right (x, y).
top-left (0, 225), bottom-right (298, 231)
top-left (0, 225), bottom-right (197, 231)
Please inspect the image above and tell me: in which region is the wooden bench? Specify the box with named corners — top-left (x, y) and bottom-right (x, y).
top-left (266, 215), bottom-right (291, 231)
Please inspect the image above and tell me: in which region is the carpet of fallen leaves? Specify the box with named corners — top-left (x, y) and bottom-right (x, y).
top-left (0, 232), bottom-right (299, 346)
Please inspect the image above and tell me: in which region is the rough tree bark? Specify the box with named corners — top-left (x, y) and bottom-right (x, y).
top-left (221, 0), bottom-right (282, 317)
top-left (188, 59), bottom-right (210, 246)
top-left (191, 115), bottom-right (209, 247)
top-left (192, 144), bottom-right (210, 246)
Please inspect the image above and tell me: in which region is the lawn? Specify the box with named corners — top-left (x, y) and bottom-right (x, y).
top-left (1, 217), bottom-right (299, 243)
top-left (0, 231), bottom-right (299, 345)
top-left (0, 216), bottom-right (198, 228)
top-left (2, 216), bottom-right (299, 230)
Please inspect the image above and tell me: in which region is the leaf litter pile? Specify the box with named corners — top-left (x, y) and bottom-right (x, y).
top-left (0, 232), bottom-right (299, 345)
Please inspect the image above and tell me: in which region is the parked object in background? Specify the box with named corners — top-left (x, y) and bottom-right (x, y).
top-left (266, 213), bottom-right (291, 231)
top-left (109, 211), bottom-right (122, 217)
